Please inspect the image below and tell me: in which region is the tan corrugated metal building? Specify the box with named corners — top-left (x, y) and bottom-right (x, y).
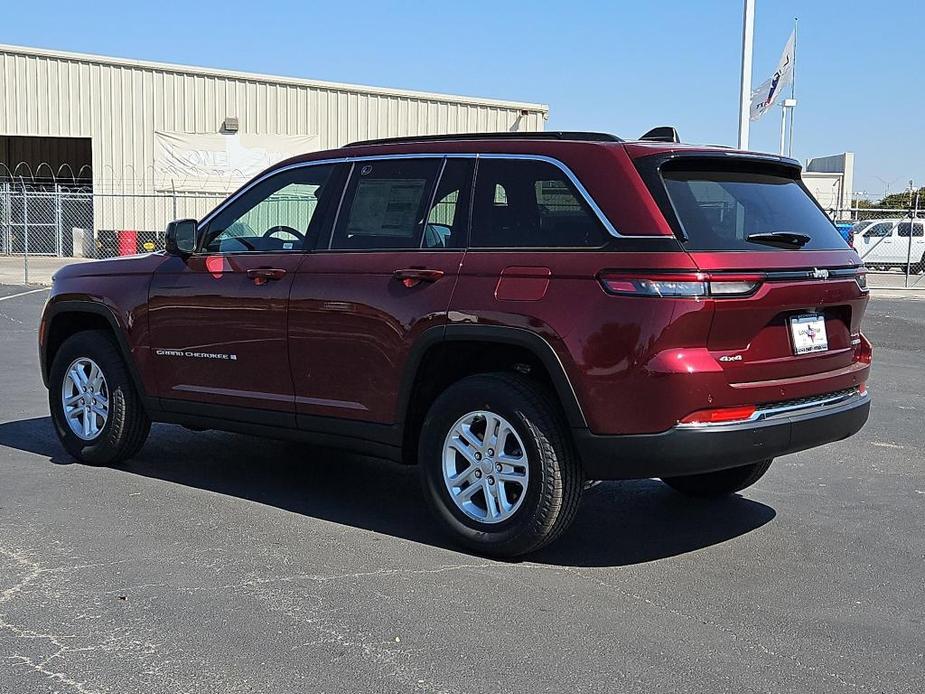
top-left (0, 43), bottom-right (547, 249)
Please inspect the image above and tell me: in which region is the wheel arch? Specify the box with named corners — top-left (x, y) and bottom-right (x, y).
top-left (42, 301), bottom-right (147, 402)
top-left (398, 325), bottom-right (586, 463)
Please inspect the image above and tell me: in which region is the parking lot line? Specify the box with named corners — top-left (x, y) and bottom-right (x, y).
top-left (0, 287), bottom-right (50, 302)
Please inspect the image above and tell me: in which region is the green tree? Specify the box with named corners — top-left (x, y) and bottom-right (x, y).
top-left (877, 187), bottom-right (925, 214)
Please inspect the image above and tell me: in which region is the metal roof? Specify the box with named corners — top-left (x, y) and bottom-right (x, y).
top-left (0, 43), bottom-right (549, 113)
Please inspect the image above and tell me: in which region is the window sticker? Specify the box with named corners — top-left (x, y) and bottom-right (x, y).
top-left (347, 178), bottom-right (426, 237)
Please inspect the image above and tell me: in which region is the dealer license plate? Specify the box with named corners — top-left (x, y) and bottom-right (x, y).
top-left (789, 314), bottom-right (828, 355)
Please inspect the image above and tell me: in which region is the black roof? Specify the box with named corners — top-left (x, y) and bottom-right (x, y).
top-left (345, 131), bottom-right (623, 147)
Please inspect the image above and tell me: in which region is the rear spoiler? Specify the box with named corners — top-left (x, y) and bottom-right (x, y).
top-left (635, 149), bottom-right (802, 173)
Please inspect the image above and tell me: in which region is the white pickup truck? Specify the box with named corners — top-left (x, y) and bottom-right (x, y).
top-left (851, 218), bottom-right (925, 272)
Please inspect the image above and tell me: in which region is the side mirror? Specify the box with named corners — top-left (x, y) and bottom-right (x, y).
top-left (165, 219), bottom-right (200, 256)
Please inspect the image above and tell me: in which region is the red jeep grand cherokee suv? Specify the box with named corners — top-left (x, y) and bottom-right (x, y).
top-left (40, 131), bottom-right (871, 556)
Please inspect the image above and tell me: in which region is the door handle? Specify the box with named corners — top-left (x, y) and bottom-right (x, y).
top-left (393, 268), bottom-right (445, 287)
top-left (247, 268), bottom-right (287, 285)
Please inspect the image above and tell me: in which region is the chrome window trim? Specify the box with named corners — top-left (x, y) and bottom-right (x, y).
top-left (198, 152), bottom-right (625, 238)
top-left (675, 387), bottom-right (868, 429)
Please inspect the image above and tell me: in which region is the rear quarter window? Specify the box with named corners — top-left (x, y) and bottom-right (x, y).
top-left (470, 158), bottom-right (606, 248)
top-left (659, 164), bottom-right (848, 251)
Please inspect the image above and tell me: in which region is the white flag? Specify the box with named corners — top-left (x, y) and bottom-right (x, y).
top-left (749, 30), bottom-right (795, 121)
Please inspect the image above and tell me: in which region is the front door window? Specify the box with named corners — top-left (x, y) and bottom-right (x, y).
top-left (205, 165), bottom-right (337, 253)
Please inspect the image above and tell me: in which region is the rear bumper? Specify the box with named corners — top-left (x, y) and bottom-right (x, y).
top-left (575, 391), bottom-right (870, 480)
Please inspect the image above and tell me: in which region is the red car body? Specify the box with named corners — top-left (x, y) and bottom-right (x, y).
top-left (40, 134), bottom-right (871, 479)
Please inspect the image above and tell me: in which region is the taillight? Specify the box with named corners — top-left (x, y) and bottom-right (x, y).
top-left (599, 273), bottom-right (706, 297)
top-left (599, 272), bottom-right (763, 298)
top-left (679, 404), bottom-right (757, 425)
top-left (855, 271), bottom-right (868, 292)
top-left (854, 334), bottom-right (872, 364)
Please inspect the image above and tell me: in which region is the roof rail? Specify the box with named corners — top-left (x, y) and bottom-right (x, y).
top-left (345, 131), bottom-right (622, 147)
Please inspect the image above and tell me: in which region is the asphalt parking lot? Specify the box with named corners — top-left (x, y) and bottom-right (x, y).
top-left (1, 285), bottom-right (922, 694)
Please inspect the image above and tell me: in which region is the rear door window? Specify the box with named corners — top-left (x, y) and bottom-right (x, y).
top-left (897, 222), bottom-right (925, 238)
top-left (660, 165), bottom-right (847, 251)
top-left (330, 158), bottom-right (441, 250)
top-left (470, 159), bottom-right (606, 248)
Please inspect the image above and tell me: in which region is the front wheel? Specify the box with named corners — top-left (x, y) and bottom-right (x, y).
top-left (49, 330), bottom-right (151, 465)
top-left (418, 373), bottom-right (582, 557)
top-left (661, 459), bottom-right (773, 498)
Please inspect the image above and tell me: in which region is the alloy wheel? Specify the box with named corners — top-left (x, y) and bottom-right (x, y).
top-left (61, 357), bottom-right (110, 441)
top-left (442, 410), bottom-right (530, 524)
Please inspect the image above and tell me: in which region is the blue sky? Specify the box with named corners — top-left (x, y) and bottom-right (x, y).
top-left (4, 0), bottom-right (922, 198)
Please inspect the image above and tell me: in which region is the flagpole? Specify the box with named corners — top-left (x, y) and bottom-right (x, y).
top-left (788, 17), bottom-right (798, 156)
top-left (737, 0), bottom-right (756, 149)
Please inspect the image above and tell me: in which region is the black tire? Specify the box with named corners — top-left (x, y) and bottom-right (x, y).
top-left (661, 458), bottom-right (773, 498)
top-left (418, 372), bottom-right (582, 557)
top-left (48, 330), bottom-right (150, 465)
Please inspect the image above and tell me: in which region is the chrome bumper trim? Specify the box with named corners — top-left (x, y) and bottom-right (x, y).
top-left (676, 388), bottom-right (868, 429)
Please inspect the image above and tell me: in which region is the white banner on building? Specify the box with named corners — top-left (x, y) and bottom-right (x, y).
top-left (154, 132), bottom-right (318, 191)
top-left (749, 31), bottom-right (795, 122)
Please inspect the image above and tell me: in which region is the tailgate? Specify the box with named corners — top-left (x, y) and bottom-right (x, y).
top-left (634, 151), bottom-right (871, 399)
top-left (689, 251), bottom-right (868, 391)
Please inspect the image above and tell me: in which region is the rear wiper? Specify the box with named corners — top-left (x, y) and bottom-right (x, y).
top-left (745, 231), bottom-right (811, 249)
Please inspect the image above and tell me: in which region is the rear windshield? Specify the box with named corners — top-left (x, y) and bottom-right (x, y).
top-left (661, 168), bottom-right (848, 251)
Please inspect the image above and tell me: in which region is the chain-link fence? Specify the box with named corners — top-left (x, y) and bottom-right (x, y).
top-left (1, 181), bottom-right (229, 283)
top-left (833, 207), bottom-right (924, 288)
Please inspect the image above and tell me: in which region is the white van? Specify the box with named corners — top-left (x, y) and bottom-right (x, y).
top-left (852, 218), bottom-right (925, 271)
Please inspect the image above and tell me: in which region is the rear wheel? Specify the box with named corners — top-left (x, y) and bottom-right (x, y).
top-left (418, 373), bottom-right (582, 557)
top-left (49, 330), bottom-right (150, 465)
top-left (661, 458), bottom-right (773, 498)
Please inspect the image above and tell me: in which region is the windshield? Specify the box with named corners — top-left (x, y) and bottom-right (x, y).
top-left (662, 168), bottom-right (848, 251)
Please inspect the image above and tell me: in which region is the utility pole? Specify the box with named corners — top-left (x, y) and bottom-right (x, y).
top-left (738, 0), bottom-right (756, 150)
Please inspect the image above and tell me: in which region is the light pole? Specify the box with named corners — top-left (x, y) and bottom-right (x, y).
top-left (738, 0), bottom-right (756, 150)
top-left (779, 98), bottom-right (797, 155)
top-left (874, 176), bottom-right (898, 197)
